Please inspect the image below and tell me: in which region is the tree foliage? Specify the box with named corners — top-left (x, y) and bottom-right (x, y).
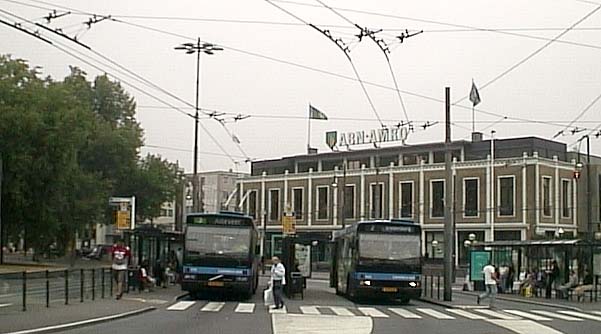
top-left (0, 55), bottom-right (179, 256)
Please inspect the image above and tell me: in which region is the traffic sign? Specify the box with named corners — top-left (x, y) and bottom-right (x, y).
top-left (282, 213), bottom-right (296, 235)
top-left (115, 210), bottom-right (130, 230)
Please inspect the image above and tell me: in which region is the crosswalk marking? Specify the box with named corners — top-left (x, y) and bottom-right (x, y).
top-left (330, 306), bottom-right (355, 316)
top-left (504, 310), bottom-right (552, 321)
top-left (531, 310), bottom-right (583, 321)
top-left (269, 305), bottom-right (287, 314)
top-left (0, 303), bottom-right (12, 308)
top-left (487, 320), bottom-right (565, 334)
top-left (167, 301), bottom-right (195, 311)
top-left (235, 303), bottom-right (255, 313)
top-left (200, 302), bottom-right (225, 312)
top-left (415, 308), bottom-right (455, 319)
top-left (388, 308), bottom-right (422, 319)
top-left (592, 311), bottom-right (601, 316)
top-left (358, 307), bottom-right (389, 318)
top-left (559, 310), bottom-right (601, 322)
top-left (300, 306), bottom-right (320, 315)
top-left (445, 309), bottom-right (485, 320)
top-left (473, 309), bottom-right (520, 320)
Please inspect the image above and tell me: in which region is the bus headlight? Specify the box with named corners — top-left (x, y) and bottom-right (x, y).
top-left (183, 274), bottom-right (196, 280)
top-left (235, 276), bottom-right (249, 282)
top-left (360, 280), bottom-right (371, 286)
top-left (409, 281), bottom-right (418, 287)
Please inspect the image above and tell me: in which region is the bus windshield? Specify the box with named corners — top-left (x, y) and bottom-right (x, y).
top-left (186, 225), bottom-right (250, 257)
top-left (358, 233), bottom-right (420, 261)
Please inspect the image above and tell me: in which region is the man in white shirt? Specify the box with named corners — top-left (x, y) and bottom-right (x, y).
top-left (270, 256), bottom-right (286, 309)
top-left (477, 261), bottom-right (497, 307)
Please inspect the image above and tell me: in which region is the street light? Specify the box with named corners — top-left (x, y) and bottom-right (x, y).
top-left (174, 39), bottom-right (223, 213)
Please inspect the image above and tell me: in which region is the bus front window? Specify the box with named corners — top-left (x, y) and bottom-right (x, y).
top-left (186, 226), bottom-right (250, 257)
top-left (358, 233), bottom-right (420, 261)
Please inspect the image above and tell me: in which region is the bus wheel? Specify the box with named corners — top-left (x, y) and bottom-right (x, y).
top-left (400, 297), bottom-right (410, 305)
top-left (346, 276), bottom-right (356, 301)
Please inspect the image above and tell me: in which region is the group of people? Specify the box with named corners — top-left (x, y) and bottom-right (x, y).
top-left (478, 259), bottom-right (596, 307)
top-left (110, 239), bottom-right (179, 299)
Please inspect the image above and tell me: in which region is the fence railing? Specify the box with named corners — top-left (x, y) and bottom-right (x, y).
top-left (0, 267), bottom-right (113, 312)
top-left (422, 274), bottom-right (444, 300)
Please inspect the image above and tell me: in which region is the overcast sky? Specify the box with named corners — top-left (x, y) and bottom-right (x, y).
top-left (2, 0), bottom-right (601, 173)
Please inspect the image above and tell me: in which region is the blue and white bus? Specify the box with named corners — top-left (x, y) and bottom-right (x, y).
top-left (181, 212), bottom-right (260, 299)
top-left (330, 219), bottom-right (422, 303)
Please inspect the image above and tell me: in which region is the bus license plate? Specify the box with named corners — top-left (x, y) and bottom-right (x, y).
top-left (382, 287), bottom-right (398, 292)
top-left (208, 281), bottom-right (224, 287)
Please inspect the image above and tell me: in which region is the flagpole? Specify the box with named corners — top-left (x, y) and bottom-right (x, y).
top-left (307, 103), bottom-right (312, 153)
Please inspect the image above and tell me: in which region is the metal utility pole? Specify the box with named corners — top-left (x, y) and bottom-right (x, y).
top-left (444, 87), bottom-right (454, 301)
top-left (174, 39), bottom-right (223, 213)
top-left (584, 135), bottom-right (593, 241)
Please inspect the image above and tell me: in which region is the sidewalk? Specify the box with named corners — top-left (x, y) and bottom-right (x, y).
top-left (1, 285), bottom-right (184, 334)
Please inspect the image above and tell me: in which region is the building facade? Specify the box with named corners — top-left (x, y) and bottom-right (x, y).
top-left (184, 170), bottom-right (247, 215)
top-left (237, 136), bottom-right (600, 265)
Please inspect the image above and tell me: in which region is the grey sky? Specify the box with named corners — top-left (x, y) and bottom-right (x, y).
top-left (2, 0), bottom-right (601, 173)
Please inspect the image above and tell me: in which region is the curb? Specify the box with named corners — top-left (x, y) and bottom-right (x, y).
top-left (455, 291), bottom-right (583, 312)
top-left (2, 306), bottom-right (156, 334)
top-left (418, 297), bottom-right (458, 309)
top-left (174, 292), bottom-right (190, 301)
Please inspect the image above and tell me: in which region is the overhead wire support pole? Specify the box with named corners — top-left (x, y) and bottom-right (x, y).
top-left (444, 87), bottom-right (453, 302)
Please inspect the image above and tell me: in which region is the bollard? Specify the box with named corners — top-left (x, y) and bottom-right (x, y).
top-left (45, 270), bottom-right (50, 308)
top-left (65, 269), bottom-right (69, 305)
top-left (80, 268), bottom-right (84, 303)
top-left (22, 271), bottom-right (26, 312)
top-left (430, 275), bottom-right (433, 298)
top-left (92, 268), bottom-right (96, 300)
top-left (437, 276), bottom-right (441, 300)
top-left (101, 268), bottom-right (105, 299)
top-left (109, 268), bottom-right (113, 297)
top-left (424, 276), bottom-right (428, 297)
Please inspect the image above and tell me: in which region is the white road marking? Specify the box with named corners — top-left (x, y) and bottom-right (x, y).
top-left (473, 309), bottom-right (521, 320)
top-left (558, 310), bottom-right (601, 321)
top-left (531, 310), bottom-right (583, 321)
top-left (504, 310), bottom-right (552, 321)
top-left (330, 306), bottom-right (355, 316)
top-left (388, 308), bottom-right (422, 319)
top-left (299, 306), bottom-right (320, 315)
top-left (166, 301), bottom-right (195, 311)
top-left (358, 307), bottom-right (388, 318)
top-left (487, 320), bottom-right (565, 334)
top-left (445, 309), bottom-right (486, 320)
top-left (415, 308), bottom-right (455, 319)
top-left (200, 302), bottom-right (225, 312)
top-left (592, 311), bottom-right (601, 316)
top-left (234, 303), bottom-right (255, 313)
top-left (270, 305), bottom-right (287, 314)
top-left (0, 303), bottom-right (12, 308)
top-left (271, 314), bottom-right (372, 334)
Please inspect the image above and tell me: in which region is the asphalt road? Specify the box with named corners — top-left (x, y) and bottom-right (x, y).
top-left (58, 278), bottom-right (601, 334)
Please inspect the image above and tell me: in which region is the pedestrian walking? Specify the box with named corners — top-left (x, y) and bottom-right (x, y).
top-left (477, 261), bottom-right (498, 307)
top-left (111, 239), bottom-right (131, 300)
top-left (270, 256), bottom-right (286, 309)
top-left (546, 260), bottom-right (559, 298)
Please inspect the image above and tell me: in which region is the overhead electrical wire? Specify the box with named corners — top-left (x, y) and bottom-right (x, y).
top-left (265, 0), bottom-right (385, 126)
top-left (0, 11), bottom-right (242, 166)
top-left (7, 0), bottom-right (599, 138)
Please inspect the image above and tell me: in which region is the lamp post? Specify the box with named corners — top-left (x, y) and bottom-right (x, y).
top-left (464, 233), bottom-right (476, 291)
top-left (174, 39), bottom-right (223, 213)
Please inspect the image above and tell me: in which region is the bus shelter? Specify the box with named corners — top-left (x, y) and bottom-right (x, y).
top-left (471, 239), bottom-right (601, 288)
top-left (123, 225), bottom-right (184, 277)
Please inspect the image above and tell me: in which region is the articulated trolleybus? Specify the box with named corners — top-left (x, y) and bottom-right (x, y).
top-left (330, 219), bottom-right (422, 303)
top-left (181, 212), bottom-right (260, 298)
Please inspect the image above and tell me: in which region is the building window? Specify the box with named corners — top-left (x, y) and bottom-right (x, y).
top-left (426, 232), bottom-right (444, 259)
top-left (344, 185), bottom-right (356, 219)
top-left (561, 179), bottom-right (571, 218)
top-left (400, 181), bottom-right (413, 218)
top-left (542, 176), bottom-right (552, 217)
top-left (292, 188), bottom-right (303, 220)
top-left (247, 190), bottom-right (257, 219)
top-left (268, 189), bottom-right (280, 221)
top-left (430, 180), bottom-right (444, 218)
top-left (463, 178), bottom-right (479, 217)
top-left (370, 183), bottom-right (384, 219)
top-left (402, 154), bottom-right (417, 165)
top-left (316, 186), bottom-right (329, 220)
top-left (498, 176), bottom-right (515, 216)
